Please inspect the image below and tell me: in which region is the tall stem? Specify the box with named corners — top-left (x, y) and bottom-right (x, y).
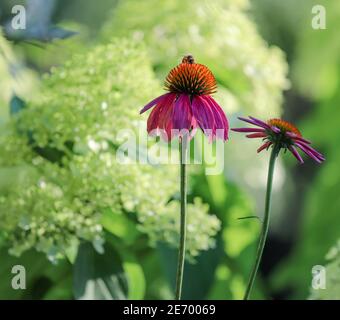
top-left (175, 138), bottom-right (187, 300)
top-left (243, 145), bottom-right (279, 300)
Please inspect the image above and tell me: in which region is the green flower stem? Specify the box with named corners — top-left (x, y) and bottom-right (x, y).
top-left (244, 144), bottom-right (280, 300)
top-left (175, 138), bottom-right (188, 300)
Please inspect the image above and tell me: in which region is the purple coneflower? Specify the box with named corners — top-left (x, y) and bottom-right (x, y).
top-left (140, 55), bottom-right (229, 141)
top-left (232, 116), bottom-right (325, 164)
top-left (140, 56), bottom-right (229, 300)
top-left (232, 116), bottom-right (324, 300)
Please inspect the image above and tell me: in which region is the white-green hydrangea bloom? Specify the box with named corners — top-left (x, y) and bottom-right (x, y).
top-left (139, 198), bottom-right (221, 258)
top-left (0, 39), bottom-right (220, 262)
top-left (101, 0), bottom-right (289, 116)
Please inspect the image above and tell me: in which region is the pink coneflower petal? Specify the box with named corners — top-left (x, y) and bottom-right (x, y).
top-left (147, 93), bottom-right (176, 133)
top-left (288, 145), bottom-right (304, 164)
top-left (304, 150), bottom-right (323, 163)
top-left (294, 141), bottom-right (325, 160)
top-left (257, 141), bottom-right (272, 153)
top-left (238, 117), bottom-right (270, 130)
top-left (231, 128), bottom-right (265, 133)
top-left (295, 142), bottom-right (325, 163)
top-left (206, 101), bottom-right (223, 137)
top-left (192, 95), bottom-right (216, 139)
top-left (147, 105), bottom-right (162, 133)
top-left (205, 96), bottom-right (229, 140)
top-left (249, 116), bottom-right (272, 130)
top-left (161, 121), bottom-right (174, 141)
top-left (294, 141), bottom-right (323, 159)
top-left (238, 117), bottom-right (261, 127)
top-left (295, 143), bottom-right (323, 163)
top-left (140, 93), bottom-right (170, 114)
top-left (191, 116), bottom-right (198, 130)
top-left (246, 132), bottom-right (267, 139)
top-left (173, 94), bottom-right (192, 131)
top-left (286, 132), bottom-right (311, 144)
top-left (271, 126), bottom-right (281, 134)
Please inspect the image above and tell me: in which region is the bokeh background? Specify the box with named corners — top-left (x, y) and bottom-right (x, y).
top-left (0, 0), bottom-right (339, 300)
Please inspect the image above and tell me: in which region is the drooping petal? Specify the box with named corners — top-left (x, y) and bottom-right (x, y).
top-left (147, 93), bottom-right (176, 141)
top-left (295, 143), bottom-right (323, 163)
top-left (161, 118), bottom-right (174, 141)
top-left (271, 126), bottom-right (281, 134)
top-left (257, 141), bottom-right (272, 153)
top-left (246, 132), bottom-right (267, 139)
top-left (231, 128), bottom-right (265, 133)
top-left (172, 94), bottom-right (192, 132)
top-left (205, 96), bottom-right (229, 140)
top-left (288, 145), bottom-right (304, 164)
top-left (238, 116), bottom-right (269, 130)
top-left (192, 95), bottom-right (216, 140)
top-left (294, 141), bottom-right (325, 160)
top-left (147, 104), bottom-right (162, 133)
top-left (248, 116), bottom-right (271, 130)
top-left (140, 93), bottom-right (170, 114)
top-left (295, 142), bottom-right (325, 163)
top-left (189, 117), bottom-right (198, 139)
top-left (157, 94), bottom-right (176, 127)
top-left (191, 116), bottom-right (198, 130)
top-left (286, 132), bottom-right (311, 144)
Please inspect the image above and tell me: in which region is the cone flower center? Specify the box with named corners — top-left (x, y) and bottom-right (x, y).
top-left (268, 118), bottom-right (301, 137)
top-left (164, 55), bottom-right (217, 96)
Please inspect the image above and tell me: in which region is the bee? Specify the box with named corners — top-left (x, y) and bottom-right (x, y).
top-left (182, 55), bottom-right (195, 64)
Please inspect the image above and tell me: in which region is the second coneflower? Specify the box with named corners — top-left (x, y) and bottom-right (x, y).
top-left (232, 116), bottom-right (325, 300)
top-left (141, 55), bottom-right (229, 300)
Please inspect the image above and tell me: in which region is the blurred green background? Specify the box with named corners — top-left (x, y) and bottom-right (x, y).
top-left (0, 0), bottom-right (339, 300)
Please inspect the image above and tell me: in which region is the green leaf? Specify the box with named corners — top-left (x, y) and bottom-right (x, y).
top-left (100, 209), bottom-right (139, 245)
top-left (64, 238), bottom-right (80, 264)
top-left (73, 242), bottom-right (128, 300)
top-left (124, 263), bottom-right (144, 300)
top-left (43, 274), bottom-right (73, 300)
top-left (41, 260), bottom-right (73, 300)
top-left (121, 252), bottom-right (145, 300)
top-left (106, 234), bottom-right (146, 299)
top-left (158, 236), bottom-right (223, 300)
